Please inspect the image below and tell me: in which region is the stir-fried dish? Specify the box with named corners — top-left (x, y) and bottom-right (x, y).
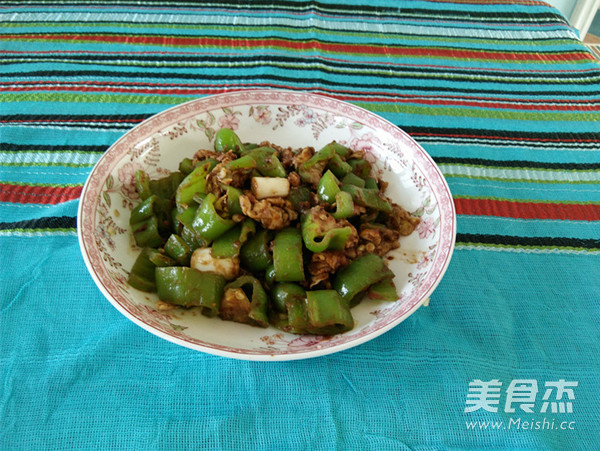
top-left (126, 128), bottom-right (420, 335)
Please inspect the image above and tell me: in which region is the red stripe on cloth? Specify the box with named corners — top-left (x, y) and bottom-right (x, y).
top-left (0, 183), bottom-right (82, 205)
top-left (1, 34), bottom-right (593, 62)
top-left (455, 197), bottom-right (600, 221)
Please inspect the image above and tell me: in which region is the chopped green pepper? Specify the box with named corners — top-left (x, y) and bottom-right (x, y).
top-left (305, 290), bottom-right (354, 335)
top-left (155, 267), bottom-right (226, 316)
top-left (298, 145), bottom-right (335, 185)
top-left (332, 253), bottom-right (394, 306)
top-left (364, 177), bottom-right (379, 190)
top-left (129, 194), bottom-right (160, 225)
top-left (219, 184), bottom-right (243, 216)
top-left (223, 275), bottom-right (269, 327)
top-left (341, 172), bottom-right (366, 188)
top-left (347, 157), bottom-right (372, 178)
top-left (367, 278), bottom-right (399, 302)
top-left (211, 219), bottom-right (256, 258)
top-left (264, 264), bottom-right (277, 287)
top-left (327, 153), bottom-right (352, 179)
top-left (225, 154), bottom-right (256, 172)
top-left (244, 147), bottom-right (287, 178)
top-left (164, 234), bottom-right (192, 266)
top-left (149, 171), bottom-right (185, 199)
top-left (331, 191), bottom-right (354, 220)
top-left (341, 184), bottom-right (392, 213)
top-left (134, 169), bottom-right (152, 200)
top-left (214, 127), bottom-right (245, 154)
top-left (175, 160), bottom-right (212, 211)
top-left (271, 283), bottom-right (306, 314)
top-left (127, 248), bottom-right (160, 292)
top-left (316, 169), bottom-right (340, 204)
top-left (301, 208), bottom-right (353, 253)
top-left (131, 216), bottom-right (164, 248)
top-left (239, 228), bottom-right (273, 273)
top-left (191, 193), bottom-right (236, 244)
top-left (284, 296), bottom-right (312, 334)
top-left (288, 186), bottom-right (311, 210)
top-left (175, 206), bottom-right (205, 250)
top-left (273, 227), bottom-right (305, 282)
top-left (321, 141), bottom-right (352, 158)
top-left (178, 157), bottom-right (195, 175)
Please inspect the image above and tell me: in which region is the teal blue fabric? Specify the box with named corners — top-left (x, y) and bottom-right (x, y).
top-left (1, 1), bottom-right (599, 449)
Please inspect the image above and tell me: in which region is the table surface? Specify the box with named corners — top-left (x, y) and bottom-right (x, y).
top-left (1, 1), bottom-right (599, 449)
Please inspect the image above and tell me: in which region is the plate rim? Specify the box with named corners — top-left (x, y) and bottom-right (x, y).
top-left (77, 88), bottom-right (456, 361)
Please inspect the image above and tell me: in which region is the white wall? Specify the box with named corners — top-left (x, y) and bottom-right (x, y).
top-left (546, 0), bottom-right (578, 17)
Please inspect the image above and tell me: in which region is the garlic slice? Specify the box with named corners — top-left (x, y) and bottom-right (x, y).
top-left (251, 177), bottom-right (290, 199)
top-left (190, 247), bottom-right (239, 280)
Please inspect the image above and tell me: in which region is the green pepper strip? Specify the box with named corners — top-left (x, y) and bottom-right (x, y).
top-left (178, 157), bottom-right (195, 175)
top-left (244, 147), bottom-right (287, 178)
top-left (225, 154), bottom-right (256, 171)
top-left (175, 205), bottom-right (195, 230)
top-left (127, 248), bottom-right (158, 292)
top-left (301, 209), bottom-right (353, 253)
top-left (320, 141), bottom-right (352, 158)
top-left (147, 249), bottom-right (177, 267)
top-left (239, 228), bottom-right (273, 273)
top-left (367, 278), bottom-right (399, 302)
top-left (130, 194), bottom-right (159, 225)
top-left (341, 172), bottom-right (365, 188)
top-left (175, 206), bottom-right (205, 250)
top-left (273, 227), bottom-right (305, 282)
top-left (130, 194), bottom-right (172, 237)
top-left (331, 191), bottom-right (354, 219)
top-left (175, 160), bottom-right (212, 211)
top-left (305, 290), bottom-right (354, 335)
top-left (192, 192), bottom-right (207, 206)
top-left (164, 234), bottom-right (192, 266)
top-left (347, 158), bottom-right (372, 178)
top-left (288, 186), bottom-right (311, 210)
top-left (316, 169), bottom-right (340, 204)
top-left (149, 172), bottom-right (185, 199)
top-left (284, 297), bottom-right (312, 334)
top-left (132, 216), bottom-right (164, 248)
top-left (332, 254), bottom-right (394, 306)
top-left (134, 169), bottom-right (152, 200)
top-left (155, 267), bottom-right (226, 316)
top-left (327, 153), bottom-right (353, 179)
top-left (131, 186), bottom-right (176, 241)
top-left (264, 264), bottom-right (276, 287)
top-left (134, 169), bottom-right (185, 201)
top-left (179, 225), bottom-right (204, 251)
top-left (271, 282), bottom-right (306, 314)
top-left (127, 248), bottom-right (175, 292)
top-left (214, 127), bottom-right (245, 154)
top-left (211, 219), bottom-right (256, 258)
top-left (298, 145), bottom-right (334, 185)
top-left (341, 184), bottom-right (392, 213)
top-left (191, 193), bottom-right (236, 244)
top-left (225, 275), bottom-right (269, 327)
top-left (219, 183), bottom-right (243, 216)
top-left (364, 177), bottom-right (379, 190)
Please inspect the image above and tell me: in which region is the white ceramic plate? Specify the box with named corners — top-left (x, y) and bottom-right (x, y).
top-left (78, 89), bottom-right (456, 360)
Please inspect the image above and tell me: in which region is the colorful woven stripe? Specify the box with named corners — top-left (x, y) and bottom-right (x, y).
top-left (3, 3), bottom-right (600, 449)
top-left (1, 0), bottom-right (599, 257)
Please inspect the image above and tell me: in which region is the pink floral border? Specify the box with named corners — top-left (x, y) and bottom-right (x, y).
top-left (78, 89), bottom-right (456, 359)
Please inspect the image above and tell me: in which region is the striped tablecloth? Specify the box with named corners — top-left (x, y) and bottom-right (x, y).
top-left (1, 1), bottom-right (599, 449)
